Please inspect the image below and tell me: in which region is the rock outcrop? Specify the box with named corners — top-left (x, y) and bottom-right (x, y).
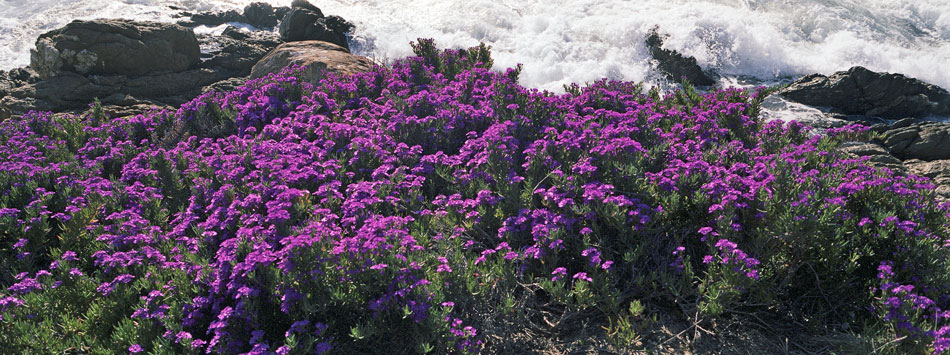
top-left (0, 4), bottom-right (368, 121)
top-left (1, 20), bottom-right (288, 120)
top-left (30, 20), bottom-right (200, 79)
top-left (250, 41), bottom-right (374, 83)
top-left (278, 1), bottom-right (352, 50)
top-left (835, 121), bottom-right (950, 202)
top-left (837, 141), bottom-right (904, 171)
top-left (881, 122), bottom-right (950, 161)
top-left (779, 66), bottom-right (950, 119)
top-left (645, 27), bottom-right (716, 86)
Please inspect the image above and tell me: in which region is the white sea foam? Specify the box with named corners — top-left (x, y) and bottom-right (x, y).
top-left (1, 0), bottom-right (948, 92)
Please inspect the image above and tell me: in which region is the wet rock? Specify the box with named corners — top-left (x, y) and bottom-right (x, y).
top-left (278, 1), bottom-right (352, 49)
top-left (30, 19), bottom-right (200, 79)
top-left (882, 122), bottom-right (950, 161)
top-left (250, 41), bottom-right (373, 83)
top-left (645, 27), bottom-right (716, 86)
top-left (779, 66), bottom-right (950, 119)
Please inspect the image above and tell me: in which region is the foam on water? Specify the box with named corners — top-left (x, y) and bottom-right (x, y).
top-left (1, 0), bottom-right (948, 92)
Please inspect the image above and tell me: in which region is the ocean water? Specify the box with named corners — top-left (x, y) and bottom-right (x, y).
top-left (1, 0), bottom-right (948, 93)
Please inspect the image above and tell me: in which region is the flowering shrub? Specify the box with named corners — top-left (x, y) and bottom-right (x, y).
top-left (0, 39), bottom-right (949, 353)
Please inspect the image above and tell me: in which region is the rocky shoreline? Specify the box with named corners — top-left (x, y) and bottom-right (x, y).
top-left (646, 27), bottom-right (950, 201)
top-left (3, 8), bottom-right (950, 201)
top-left (0, 1), bottom-right (369, 120)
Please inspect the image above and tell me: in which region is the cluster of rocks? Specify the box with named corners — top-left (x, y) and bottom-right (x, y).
top-left (641, 26), bottom-right (950, 202)
top-left (0, 0), bottom-right (371, 120)
top-left (177, 2), bottom-right (290, 30)
top-left (775, 67), bottom-right (950, 202)
top-left (176, 1), bottom-right (353, 51)
top-left (640, 26), bottom-right (950, 202)
top-left (837, 121), bottom-right (950, 201)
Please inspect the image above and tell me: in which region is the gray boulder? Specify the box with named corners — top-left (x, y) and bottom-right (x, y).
top-left (30, 19), bottom-right (200, 79)
top-left (780, 66), bottom-right (950, 119)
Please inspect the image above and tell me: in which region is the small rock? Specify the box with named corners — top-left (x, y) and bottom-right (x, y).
top-left (645, 27), bottom-right (716, 86)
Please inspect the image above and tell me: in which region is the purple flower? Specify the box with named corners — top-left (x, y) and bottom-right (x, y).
top-left (572, 272), bottom-right (592, 282)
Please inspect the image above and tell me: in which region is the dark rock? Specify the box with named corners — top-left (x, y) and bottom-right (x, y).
top-left (30, 19), bottom-right (200, 79)
top-left (0, 68), bottom-right (39, 99)
top-left (291, 0), bottom-right (322, 13)
top-left (275, 6), bottom-right (291, 20)
top-left (7, 68), bottom-right (39, 83)
top-left (243, 2), bottom-right (279, 29)
top-left (1, 68), bottom-right (230, 117)
top-left (891, 117), bottom-right (920, 129)
top-left (882, 122), bottom-right (950, 161)
top-left (198, 27), bottom-right (282, 75)
top-left (186, 9), bottom-right (245, 27)
top-left (645, 27), bottom-right (716, 86)
top-left (779, 66), bottom-right (950, 119)
top-left (250, 41), bottom-right (373, 83)
top-left (278, 5), bottom-right (351, 50)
